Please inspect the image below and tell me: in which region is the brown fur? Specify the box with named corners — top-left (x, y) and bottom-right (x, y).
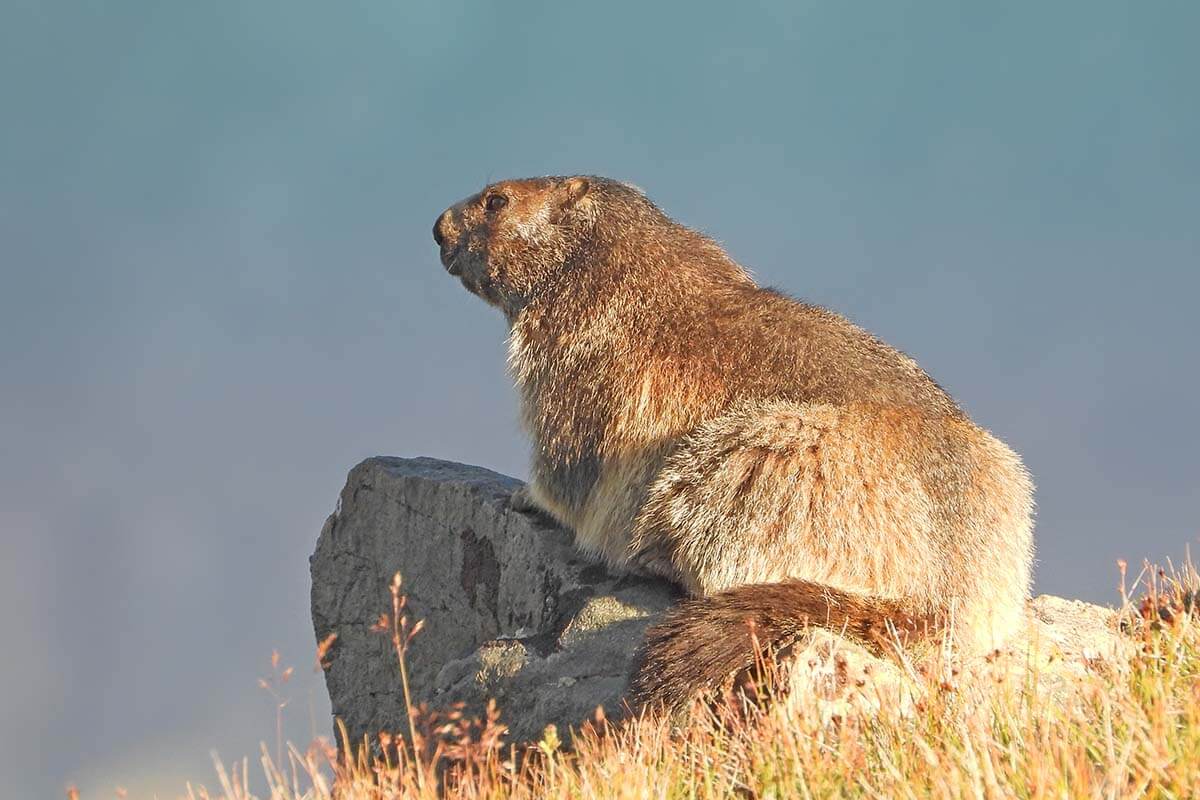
top-left (434, 176), bottom-right (1034, 713)
top-left (628, 579), bottom-right (932, 714)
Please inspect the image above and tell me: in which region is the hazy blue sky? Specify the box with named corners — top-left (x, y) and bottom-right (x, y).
top-left (2, 2), bottom-right (1197, 796)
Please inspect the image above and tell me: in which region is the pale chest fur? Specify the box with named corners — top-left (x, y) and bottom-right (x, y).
top-left (507, 321), bottom-right (721, 567)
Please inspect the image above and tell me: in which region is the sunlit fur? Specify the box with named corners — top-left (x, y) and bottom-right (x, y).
top-left (434, 176), bottom-right (1035, 713)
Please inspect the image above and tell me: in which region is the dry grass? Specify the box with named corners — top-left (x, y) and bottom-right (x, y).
top-left (103, 562), bottom-right (1200, 799)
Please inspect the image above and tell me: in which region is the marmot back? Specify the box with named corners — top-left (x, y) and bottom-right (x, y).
top-left (434, 176), bottom-right (1034, 713)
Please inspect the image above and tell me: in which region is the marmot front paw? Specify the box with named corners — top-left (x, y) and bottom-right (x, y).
top-left (508, 484), bottom-right (542, 514)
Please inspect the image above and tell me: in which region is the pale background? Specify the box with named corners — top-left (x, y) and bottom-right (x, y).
top-left (2, 2), bottom-right (1197, 797)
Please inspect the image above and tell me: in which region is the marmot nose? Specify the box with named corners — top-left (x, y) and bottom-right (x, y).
top-left (433, 211), bottom-right (450, 247)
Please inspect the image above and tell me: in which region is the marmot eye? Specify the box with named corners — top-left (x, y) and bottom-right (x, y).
top-left (485, 194), bottom-right (508, 212)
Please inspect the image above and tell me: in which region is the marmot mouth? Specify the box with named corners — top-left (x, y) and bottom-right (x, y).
top-left (441, 247), bottom-right (463, 276)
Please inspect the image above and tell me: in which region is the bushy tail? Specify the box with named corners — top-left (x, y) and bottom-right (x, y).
top-left (627, 579), bottom-right (934, 714)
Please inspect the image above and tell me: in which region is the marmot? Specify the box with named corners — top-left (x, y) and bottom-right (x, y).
top-left (433, 176), bottom-right (1034, 713)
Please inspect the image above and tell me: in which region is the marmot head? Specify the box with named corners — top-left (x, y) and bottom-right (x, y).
top-left (433, 176), bottom-right (648, 317)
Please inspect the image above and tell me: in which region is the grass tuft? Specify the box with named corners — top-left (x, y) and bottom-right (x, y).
top-left (124, 561), bottom-right (1200, 799)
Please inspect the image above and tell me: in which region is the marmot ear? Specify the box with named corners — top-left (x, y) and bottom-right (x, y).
top-left (561, 177), bottom-right (590, 208)
top-left (549, 177), bottom-right (591, 224)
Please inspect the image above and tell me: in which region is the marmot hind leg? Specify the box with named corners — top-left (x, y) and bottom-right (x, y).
top-left (629, 399), bottom-right (950, 606)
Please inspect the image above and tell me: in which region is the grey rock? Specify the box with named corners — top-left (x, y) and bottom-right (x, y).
top-left (311, 456), bottom-right (1130, 747)
top-left (310, 457), bottom-right (676, 746)
top-left (775, 594), bottom-right (1131, 723)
